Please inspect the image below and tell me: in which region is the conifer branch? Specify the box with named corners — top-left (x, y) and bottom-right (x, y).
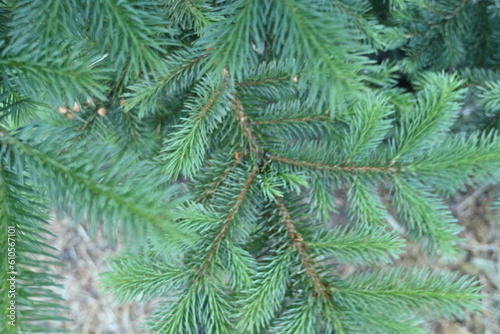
top-left (0, 161), bottom-right (66, 332)
top-left (198, 165), bottom-right (258, 275)
top-left (197, 88), bottom-right (222, 121)
top-left (195, 151), bottom-right (245, 203)
top-left (123, 52), bottom-right (209, 117)
top-left (232, 95), bottom-right (261, 155)
top-left (161, 76), bottom-right (231, 178)
top-left (3, 1), bottom-right (493, 331)
top-left (269, 154), bottom-right (400, 174)
top-left (251, 115), bottom-right (329, 125)
top-left (445, 0), bottom-right (468, 22)
top-left (163, 54), bottom-right (209, 83)
top-left (237, 76), bottom-right (290, 87)
top-left (404, 0), bottom-right (469, 67)
top-left (182, 0), bottom-right (211, 27)
top-left (274, 196), bottom-right (331, 298)
top-left (0, 129), bottom-right (189, 243)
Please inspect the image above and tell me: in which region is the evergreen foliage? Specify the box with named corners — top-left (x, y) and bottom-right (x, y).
top-left (1, 0), bottom-right (500, 332)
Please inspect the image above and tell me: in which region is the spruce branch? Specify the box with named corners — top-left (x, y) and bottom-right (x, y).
top-left (269, 154), bottom-right (400, 174)
top-left (250, 114), bottom-right (329, 126)
top-left (88, 0), bottom-right (175, 80)
top-left (237, 249), bottom-right (294, 333)
top-left (0, 162), bottom-right (66, 333)
top-left (195, 151), bottom-right (245, 203)
top-left (123, 51), bottom-right (209, 118)
top-left (164, 0), bottom-right (212, 32)
top-left (347, 177), bottom-right (388, 226)
top-left (0, 127), bottom-right (194, 245)
top-left (0, 53), bottom-right (109, 104)
top-left (2, 0), bottom-right (495, 332)
top-left (198, 165), bottom-right (258, 276)
top-left (100, 252), bottom-right (189, 303)
top-left (336, 267), bottom-right (482, 320)
top-left (237, 75), bottom-right (290, 87)
top-left (306, 225), bottom-right (405, 265)
top-left (274, 196), bottom-right (330, 298)
top-left (232, 94), bottom-right (261, 156)
top-left (161, 75), bottom-right (231, 179)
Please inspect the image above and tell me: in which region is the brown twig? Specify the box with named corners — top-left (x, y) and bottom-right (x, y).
top-left (196, 88), bottom-right (221, 121)
top-left (231, 95), bottom-right (261, 155)
top-left (251, 115), bottom-right (329, 125)
top-left (275, 196), bottom-right (330, 298)
top-left (198, 165), bottom-right (258, 276)
top-left (158, 53), bottom-right (209, 85)
top-left (269, 154), bottom-right (400, 173)
top-left (237, 76), bottom-right (289, 87)
top-left (195, 151), bottom-right (245, 203)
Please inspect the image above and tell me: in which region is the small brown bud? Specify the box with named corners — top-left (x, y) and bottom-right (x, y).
top-left (66, 113), bottom-right (75, 119)
top-left (73, 102), bottom-right (80, 112)
top-left (97, 107), bottom-right (107, 116)
top-left (86, 97), bottom-right (95, 107)
top-left (57, 106), bottom-right (68, 114)
top-left (119, 99), bottom-right (127, 107)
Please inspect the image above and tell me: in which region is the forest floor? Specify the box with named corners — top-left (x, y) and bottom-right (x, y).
top-left (43, 186), bottom-right (500, 334)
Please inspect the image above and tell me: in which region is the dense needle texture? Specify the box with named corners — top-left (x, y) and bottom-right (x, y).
top-left (1, 0), bottom-right (500, 333)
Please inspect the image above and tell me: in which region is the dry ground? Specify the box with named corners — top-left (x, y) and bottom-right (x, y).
top-left (41, 186), bottom-right (500, 334)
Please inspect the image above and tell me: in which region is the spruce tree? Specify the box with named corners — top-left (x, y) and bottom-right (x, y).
top-left (1, 0), bottom-right (500, 333)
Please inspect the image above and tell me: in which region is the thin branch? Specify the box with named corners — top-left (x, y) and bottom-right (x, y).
top-left (154, 104), bottom-right (184, 135)
top-left (269, 154), bottom-right (400, 173)
top-left (447, 0), bottom-right (468, 21)
top-left (159, 53), bottom-right (209, 84)
top-left (198, 165), bottom-right (258, 276)
top-left (409, 0), bottom-right (468, 62)
top-left (237, 76), bottom-right (289, 87)
top-left (251, 115), bottom-right (329, 125)
top-left (332, 0), bottom-right (362, 23)
top-left (195, 151), bottom-right (246, 203)
top-left (231, 95), bottom-right (261, 155)
top-left (274, 196), bottom-right (331, 298)
top-left (196, 87), bottom-right (221, 121)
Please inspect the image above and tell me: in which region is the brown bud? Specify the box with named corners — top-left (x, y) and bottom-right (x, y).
top-left (97, 107), bottom-right (107, 116)
top-left (119, 99), bottom-right (127, 107)
top-left (86, 97), bottom-right (95, 107)
top-left (57, 106), bottom-right (68, 114)
top-left (73, 102), bottom-right (80, 112)
top-left (66, 113), bottom-right (75, 119)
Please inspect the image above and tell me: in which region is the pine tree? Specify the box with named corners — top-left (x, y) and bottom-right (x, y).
top-left (1, 0), bottom-right (500, 333)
